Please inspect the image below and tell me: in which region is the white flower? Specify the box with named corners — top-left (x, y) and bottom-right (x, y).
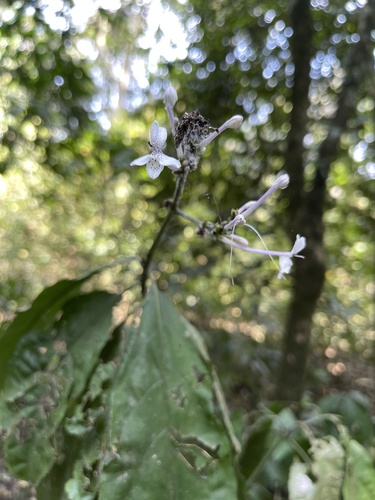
top-left (278, 235), bottom-right (306, 279)
top-left (221, 224), bottom-right (306, 280)
top-left (219, 175), bottom-right (305, 280)
top-left (224, 174), bottom-right (290, 230)
top-left (130, 121), bottom-right (181, 179)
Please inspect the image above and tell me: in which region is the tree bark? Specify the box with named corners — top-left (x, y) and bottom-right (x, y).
top-left (276, 0), bottom-right (375, 401)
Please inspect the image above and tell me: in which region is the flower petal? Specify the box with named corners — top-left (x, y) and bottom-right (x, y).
top-left (150, 120), bottom-right (167, 149)
top-left (146, 156), bottom-right (164, 179)
top-left (291, 234), bottom-right (306, 255)
top-left (150, 121), bottom-right (160, 142)
top-left (158, 152), bottom-right (181, 171)
top-left (278, 256), bottom-right (293, 279)
top-left (130, 154), bottom-right (151, 166)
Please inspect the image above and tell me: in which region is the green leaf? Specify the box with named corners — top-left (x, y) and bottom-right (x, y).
top-left (342, 439), bottom-right (375, 500)
top-left (0, 271), bottom-right (98, 391)
top-left (318, 391), bottom-right (374, 446)
top-left (37, 430), bottom-right (100, 500)
top-left (0, 257), bottom-right (135, 392)
top-left (1, 290), bottom-right (121, 484)
top-left (239, 408), bottom-right (302, 493)
top-left (238, 416), bottom-right (275, 480)
top-left (99, 285), bottom-right (239, 500)
top-left (0, 329), bottom-right (66, 429)
top-left (53, 291), bottom-right (122, 399)
top-left (3, 357), bottom-right (74, 483)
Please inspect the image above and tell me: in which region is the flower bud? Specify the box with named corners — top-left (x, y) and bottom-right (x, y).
top-left (198, 115), bottom-right (243, 150)
top-left (223, 115), bottom-right (243, 130)
top-left (164, 86), bottom-right (178, 108)
top-left (275, 173), bottom-right (290, 189)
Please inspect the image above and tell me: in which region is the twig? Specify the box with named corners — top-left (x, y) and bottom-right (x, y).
top-left (140, 167), bottom-right (190, 296)
top-left (175, 209), bottom-right (202, 226)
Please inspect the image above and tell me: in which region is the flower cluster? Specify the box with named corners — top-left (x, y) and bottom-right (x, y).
top-left (130, 85), bottom-right (306, 279)
top-left (220, 173), bottom-right (306, 279)
top-left (130, 85), bottom-right (243, 177)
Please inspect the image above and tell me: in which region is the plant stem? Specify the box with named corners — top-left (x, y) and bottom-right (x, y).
top-left (140, 167), bottom-right (190, 296)
top-left (175, 208), bottom-right (202, 226)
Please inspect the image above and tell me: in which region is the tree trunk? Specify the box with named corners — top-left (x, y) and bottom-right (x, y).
top-left (276, 0), bottom-right (375, 401)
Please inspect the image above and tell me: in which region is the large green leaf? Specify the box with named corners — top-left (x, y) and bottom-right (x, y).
top-left (3, 357), bottom-right (74, 483)
top-left (99, 285), bottom-right (240, 500)
top-left (37, 358), bottom-right (119, 500)
top-left (1, 290), bottom-right (121, 484)
top-left (0, 257), bottom-right (136, 392)
top-left (52, 291), bottom-right (122, 399)
top-left (0, 271), bottom-right (98, 391)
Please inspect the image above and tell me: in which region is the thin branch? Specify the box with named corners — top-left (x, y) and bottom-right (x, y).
top-left (140, 167), bottom-right (190, 296)
top-left (175, 209), bottom-right (202, 226)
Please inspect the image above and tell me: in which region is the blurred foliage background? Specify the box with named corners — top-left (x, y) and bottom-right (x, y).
top-left (0, 0), bottom-right (374, 407)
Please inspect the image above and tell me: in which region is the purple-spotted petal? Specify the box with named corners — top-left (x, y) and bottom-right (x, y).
top-left (146, 156), bottom-right (164, 179)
